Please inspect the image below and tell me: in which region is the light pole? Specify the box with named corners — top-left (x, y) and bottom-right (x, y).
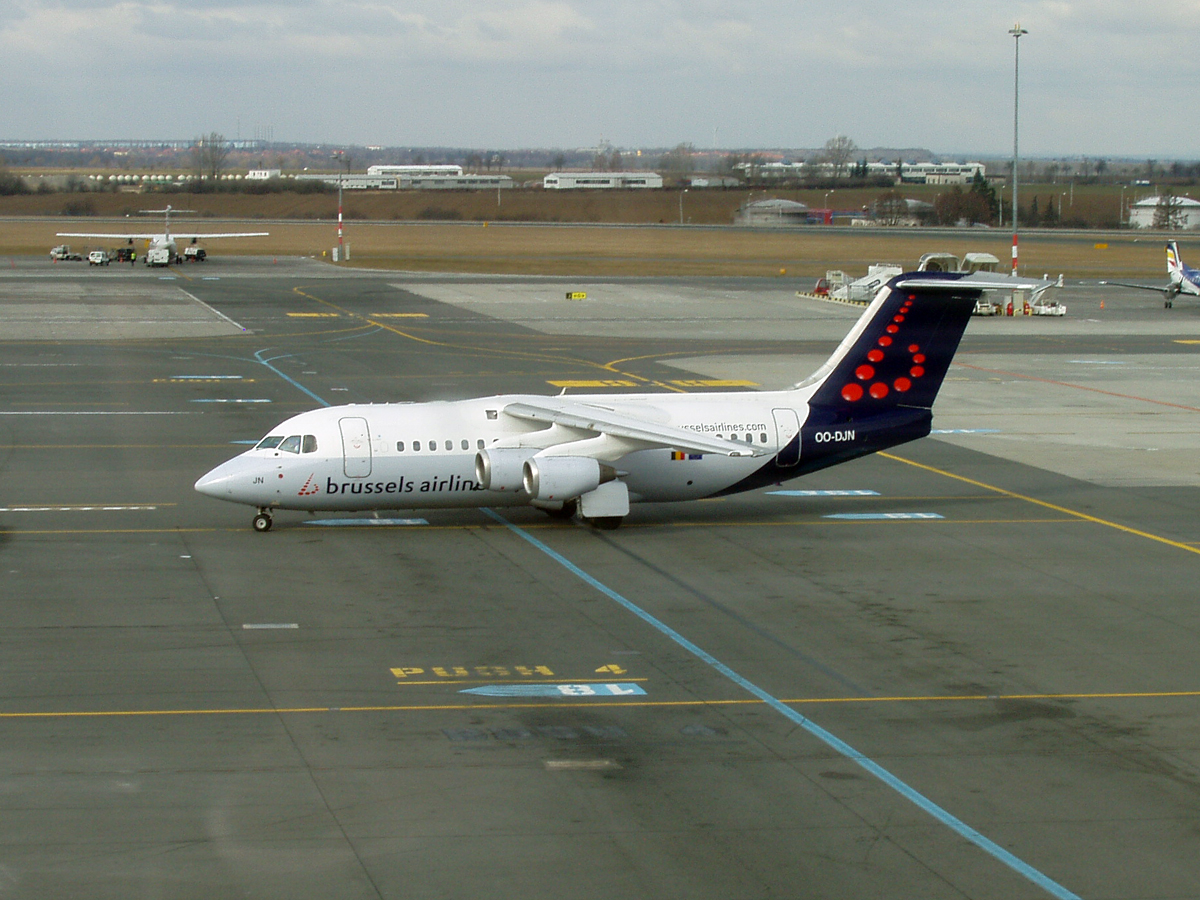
top-left (1010, 22), bottom-right (1027, 274)
top-left (823, 190), bottom-right (834, 224)
top-left (679, 188), bottom-right (688, 224)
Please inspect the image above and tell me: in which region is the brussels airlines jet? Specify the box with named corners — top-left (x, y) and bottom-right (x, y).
top-left (1100, 241), bottom-right (1200, 308)
top-left (196, 271), bottom-right (1051, 531)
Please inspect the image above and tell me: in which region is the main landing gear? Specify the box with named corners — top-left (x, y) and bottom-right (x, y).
top-left (252, 510), bottom-right (273, 533)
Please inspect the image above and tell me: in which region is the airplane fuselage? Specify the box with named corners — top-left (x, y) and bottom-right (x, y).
top-left (195, 390), bottom-right (921, 514)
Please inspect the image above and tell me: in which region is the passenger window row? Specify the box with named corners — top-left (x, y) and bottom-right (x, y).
top-left (716, 433), bottom-right (769, 443)
top-left (396, 438), bottom-right (487, 453)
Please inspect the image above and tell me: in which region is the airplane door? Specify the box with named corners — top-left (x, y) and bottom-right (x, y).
top-left (772, 408), bottom-right (801, 467)
top-left (339, 416), bottom-right (372, 478)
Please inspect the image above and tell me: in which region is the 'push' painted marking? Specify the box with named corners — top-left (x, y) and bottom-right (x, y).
top-left (824, 512), bottom-right (943, 520)
top-left (768, 489), bottom-right (880, 497)
top-left (461, 683), bottom-right (645, 698)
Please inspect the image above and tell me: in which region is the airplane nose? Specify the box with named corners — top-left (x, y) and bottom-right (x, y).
top-left (195, 456), bottom-right (266, 501)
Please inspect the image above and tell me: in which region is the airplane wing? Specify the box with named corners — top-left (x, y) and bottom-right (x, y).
top-left (56, 231), bottom-right (268, 239)
top-left (165, 232), bottom-right (268, 239)
top-left (502, 399), bottom-right (769, 457)
top-left (57, 232), bottom-right (161, 240)
top-left (1098, 280), bottom-right (1177, 295)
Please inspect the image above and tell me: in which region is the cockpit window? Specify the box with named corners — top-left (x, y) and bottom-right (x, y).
top-left (302, 434), bottom-right (318, 453)
top-left (279, 435), bottom-right (302, 454)
top-left (256, 435), bottom-right (284, 450)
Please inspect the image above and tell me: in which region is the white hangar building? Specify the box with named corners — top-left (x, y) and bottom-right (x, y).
top-left (1127, 195), bottom-right (1200, 229)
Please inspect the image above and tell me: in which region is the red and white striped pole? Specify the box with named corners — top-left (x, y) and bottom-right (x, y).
top-left (1012, 232), bottom-right (1019, 275)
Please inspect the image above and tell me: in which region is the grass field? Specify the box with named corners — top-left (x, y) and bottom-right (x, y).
top-left (0, 188), bottom-right (1185, 279)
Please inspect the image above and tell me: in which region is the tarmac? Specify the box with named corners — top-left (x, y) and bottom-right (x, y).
top-left (0, 254), bottom-right (1198, 899)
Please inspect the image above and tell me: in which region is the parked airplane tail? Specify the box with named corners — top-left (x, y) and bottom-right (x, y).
top-left (1167, 241), bottom-right (1183, 279)
top-left (801, 271), bottom-right (1030, 417)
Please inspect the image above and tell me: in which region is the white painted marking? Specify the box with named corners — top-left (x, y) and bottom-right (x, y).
top-left (179, 288), bottom-right (246, 332)
top-left (2, 505), bottom-right (156, 514)
top-left (305, 518), bottom-right (429, 527)
top-left (767, 489), bottom-right (880, 497)
top-left (0, 411), bottom-right (193, 416)
top-left (824, 512), bottom-right (944, 520)
top-left (172, 375), bottom-right (244, 380)
top-left (189, 399), bottom-right (272, 404)
top-left (931, 429), bottom-right (1001, 434)
top-left (544, 760), bottom-right (622, 771)
top-left (242, 623), bottom-right (299, 630)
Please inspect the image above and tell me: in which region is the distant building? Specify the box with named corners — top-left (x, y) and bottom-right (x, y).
top-left (734, 198), bottom-right (811, 226)
top-left (367, 164), bottom-right (464, 178)
top-left (543, 172), bottom-right (663, 189)
top-left (740, 160), bottom-right (985, 185)
top-left (293, 172), bottom-right (513, 191)
top-left (246, 169), bottom-right (282, 180)
top-left (1127, 195), bottom-right (1200, 229)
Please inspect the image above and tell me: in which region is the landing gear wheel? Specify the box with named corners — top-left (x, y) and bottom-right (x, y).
top-left (1166, 299), bottom-right (1174, 308)
top-left (252, 513), bottom-right (273, 533)
top-left (590, 516), bottom-right (624, 530)
top-left (543, 499), bottom-right (578, 520)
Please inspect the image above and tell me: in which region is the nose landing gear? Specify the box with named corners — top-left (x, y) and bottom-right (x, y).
top-left (252, 510), bottom-right (274, 532)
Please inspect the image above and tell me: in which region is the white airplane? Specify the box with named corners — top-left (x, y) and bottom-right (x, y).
top-left (58, 205), bottom-right (267, 266)
top-left (196, 271), bottom-right (1053, 532)
top-left (1100, 241), bottom-right (1200, 308)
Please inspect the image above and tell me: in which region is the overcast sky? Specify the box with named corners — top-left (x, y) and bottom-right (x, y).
top-left (3, 1), bottom-right (1196, 158)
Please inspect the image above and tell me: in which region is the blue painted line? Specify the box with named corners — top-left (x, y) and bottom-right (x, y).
top-left (461, 683), bottom-right (645, 698)
top-left (230, 440), bottom-right (259, 445)
top-left (767, 489), bottom-right (880, 497)
top-left (824, 512), bottom-right (943, 520)
top-left (481, 508), bottom-right (1080, 900)
top-left (253, 349), bottom-right (331, 408)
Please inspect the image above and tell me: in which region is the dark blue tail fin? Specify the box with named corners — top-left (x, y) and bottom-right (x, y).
top-left (803, 272), bottom-right (1021, 416)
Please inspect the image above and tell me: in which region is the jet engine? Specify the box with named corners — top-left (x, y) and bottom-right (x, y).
top-left (522, 456), bottom-right (616, 502)
top-left (475, 448), bottom-right (538, 492)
